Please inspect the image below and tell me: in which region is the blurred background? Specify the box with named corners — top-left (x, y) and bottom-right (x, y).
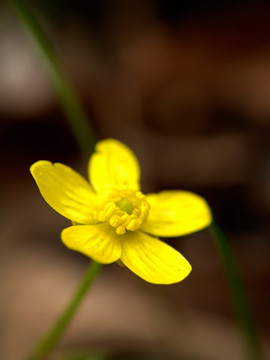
top-left (0, 0), bottom-right (270, 359)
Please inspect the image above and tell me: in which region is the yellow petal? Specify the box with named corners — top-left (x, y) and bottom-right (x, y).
top-left (141, 191), bottom-right (212, 237)
top-left (120, 231), bottom-right (191, 284)
top-left (89, 139), bottom-right (140, 193)
top-left (61, 224), bottom-right (122, 264)
top-left (30, 161), bottom-right (97, 224)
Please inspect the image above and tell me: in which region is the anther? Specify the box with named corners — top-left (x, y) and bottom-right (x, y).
top-left (94, 187), bottom-right (150, 235)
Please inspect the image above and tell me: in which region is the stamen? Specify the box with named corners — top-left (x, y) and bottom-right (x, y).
top-left (94, 187), bottom-right (150, 235)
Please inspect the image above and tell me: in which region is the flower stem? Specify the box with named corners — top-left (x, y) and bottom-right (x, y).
top-left (27, 261), bottom-right (102, 360)
top-left (210, 220), bottom-right (263, 360)
top-left (10, 0), bottom-right (96, 160)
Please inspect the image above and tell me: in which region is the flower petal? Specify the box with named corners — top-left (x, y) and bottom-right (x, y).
top-left (141, 191), bottom-right (212, 237)
top-left (61, 224), bottom-right (122, 264)
top-left (30, 161), bottom-right (97, 224)
top-left (120, 231), bottom-right (191, 284)
top-left (89, 139), bottom-right (140, 193)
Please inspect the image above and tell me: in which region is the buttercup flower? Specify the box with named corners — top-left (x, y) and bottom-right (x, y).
top-left (30, 139), bottom-right (212, 284)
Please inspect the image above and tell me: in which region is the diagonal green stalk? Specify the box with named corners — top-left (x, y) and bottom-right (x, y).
top-left (11, 0), bottom-right (96, 160)
top-left (10, 2), bottom-right (101, 358)
top-left (210, 220), bottom-right (263, 360)
top-left (26, 261), bottom-right (102, 360)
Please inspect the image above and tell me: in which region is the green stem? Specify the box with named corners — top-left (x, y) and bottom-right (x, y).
top-left (210, 221), bottom-right (263, 360)
top-left (27, 261), bottom-right (102, 360)
top-left (10, 0), bottom-right (96, 160)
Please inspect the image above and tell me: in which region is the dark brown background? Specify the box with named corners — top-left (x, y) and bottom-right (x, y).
top-left (0, 1), bottom-right (270, 359)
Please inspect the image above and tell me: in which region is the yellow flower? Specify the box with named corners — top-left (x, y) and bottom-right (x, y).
top-left (30, 139), bottom-right (212, 284)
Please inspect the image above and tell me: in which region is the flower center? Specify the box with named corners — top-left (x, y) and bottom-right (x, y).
top-left (115, 198), bottom-right (134, 215)
top-left (94, 187), bottom-right (150, 235)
